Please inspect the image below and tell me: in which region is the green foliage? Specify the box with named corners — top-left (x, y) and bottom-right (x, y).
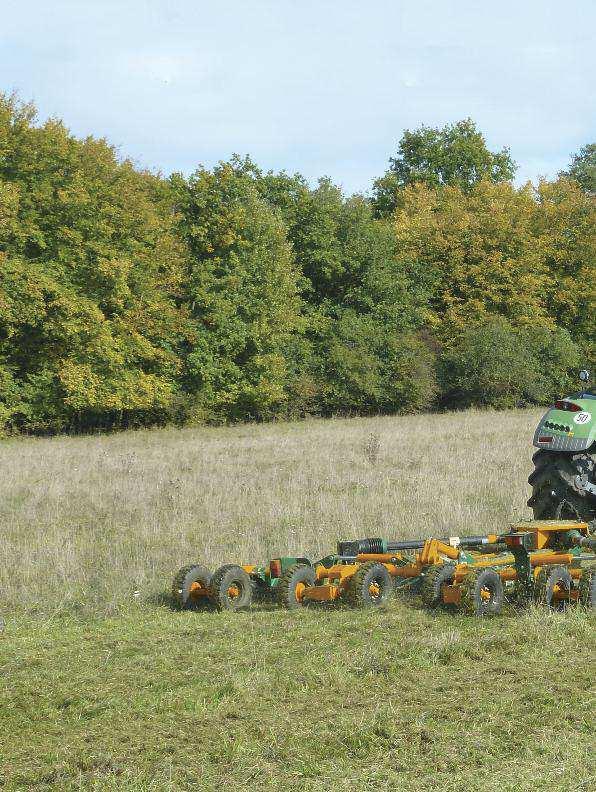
top-left (533, 178), bottom-right (596, 345)
top-left (253, 167), bottom-right (432, 415)
top-left (171, 163), bottom-right (302, 421)
top-left (439, 318), bottom-right (582, 409)
top-left (560, 143), bottom-right (596, 194)
top-left (0, 94), bottom-right (188, 432)
top-left (373, 119), bottom-right (516, 216)
top-left (0, 96), bottom-right (591, 430)
top-left (392, 178), bottom-right (595, 349)
top-left (316, 313), bottom-right (436, 414)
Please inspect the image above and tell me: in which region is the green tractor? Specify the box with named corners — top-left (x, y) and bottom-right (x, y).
top-left (528, 370), bottom-right (596, 529)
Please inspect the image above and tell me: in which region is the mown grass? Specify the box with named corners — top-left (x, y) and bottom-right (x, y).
top-left (0, 409), bottom-right (594, 790)
top-left (1, 603), bottom-right (594, 791)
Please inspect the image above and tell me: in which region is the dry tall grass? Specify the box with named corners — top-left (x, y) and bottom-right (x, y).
top-left (0, 408), bottom-right (543, 615)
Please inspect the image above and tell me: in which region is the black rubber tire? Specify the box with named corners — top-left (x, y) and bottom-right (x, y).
top-left (171, 564), bottom-right (212, 610)
top-left (345, 561), bottom-right (392, 608)
top-left (276, 563), bottom-right (316, 609)
top-left (527, 448), bottom-right (596, 529)
top-left (460, 568), bottom-right (504, 616)
top-left (534, 564), bottom-right (573, 610)
top-left (578, 568), bottom-right (596, 608)
top-left (208, 564), bottom-right (253, 611)
top-left (420, 564), bottom-right (455, 609)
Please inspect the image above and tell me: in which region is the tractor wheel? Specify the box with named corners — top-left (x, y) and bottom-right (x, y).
top-left (345, 561), bottom-right (392, 609)
top-left (277, 563), bottom-right (316, 609)
top-left (171, 564), bottom-right (212, 610)
top-left (460, 568), bottom-right (504, 616)
top-left (534, 565), bottom-right (573, 610)
top-left (527, 448), bottom-right (596, 530)
top-left (208, 564), bottom-right (253, 611)
top-left (578, 568), bottom-right (596, 609)
top-left (420, 564), bottom-right (455, 609)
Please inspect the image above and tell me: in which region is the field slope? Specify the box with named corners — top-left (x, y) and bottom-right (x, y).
top-left (0, 410), bottom-right (594, 790)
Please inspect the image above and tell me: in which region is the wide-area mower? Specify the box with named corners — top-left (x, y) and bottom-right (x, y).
top-left (172, 519), bottom-right (595, 616)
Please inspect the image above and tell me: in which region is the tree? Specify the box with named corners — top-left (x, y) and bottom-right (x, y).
top-left (255, 168), bottom-right (433, 414)
top-left (0, 94), bottom-right (189, 432)
top-left (392, 180), bottom-right (552, 342)
top-left (373, 119), bottom-right (516, 217)
top-left (316, 311), bottom-right (436, 414)
top-left (560, 144), bottom-right (596, 194)
top-left (532, 178), bottom-right (596, 346)
top-left (171, 163), bottom-right (302, 421)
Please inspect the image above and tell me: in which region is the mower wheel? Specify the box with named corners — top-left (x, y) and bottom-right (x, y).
top-left (578, 568), bottom-right (596, 609)
top-left (345, 561), bottom-right (392, 608)
top-left (420, 564), bottom-right (455, 609)
top-left (208, 564), bottom-right (253, 611)
top-left (171, 564), bottom-right (212, 610)
top-left (460, 568), bottom-right (504, 616)
top-left (277, 563), bottom-right (316, 609)
top-left (534, 565), bottom-right (573, 610)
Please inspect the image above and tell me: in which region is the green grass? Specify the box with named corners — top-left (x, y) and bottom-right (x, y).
top-left (0, 409), bottom-right (542, 617)
top-left (1, 602), bottom-right (594, 791)
top-left (0, 410), bottom-right (594, 790)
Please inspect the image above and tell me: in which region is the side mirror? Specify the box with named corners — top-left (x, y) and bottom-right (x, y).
top-left (579, 369), bottom-right (590, 382)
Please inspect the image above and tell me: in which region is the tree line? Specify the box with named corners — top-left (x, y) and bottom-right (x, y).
top-left (0, 95), bottom-right (594, 432)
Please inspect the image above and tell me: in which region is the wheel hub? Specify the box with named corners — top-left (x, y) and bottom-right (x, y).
top-left (368, 582), bottom-right (381, 599)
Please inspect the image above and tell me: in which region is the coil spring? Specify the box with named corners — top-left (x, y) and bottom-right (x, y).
top-left (337, 537), bottom-right (385, 556)
top-left (362, 537), bottom-right (385, 554)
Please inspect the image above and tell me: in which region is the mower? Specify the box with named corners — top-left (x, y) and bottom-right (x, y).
top-left (172, 520), bottom-right (596, 615)
top-left (419, 519), bottom-right (596, 614)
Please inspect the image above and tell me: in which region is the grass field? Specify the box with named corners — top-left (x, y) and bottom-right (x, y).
top-left (1, 409), bottom-right (595, 791)
top-left (1, 408), bottom-right (543, 616)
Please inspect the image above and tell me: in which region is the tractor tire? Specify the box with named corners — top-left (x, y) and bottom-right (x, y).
top-left (527, 448), bottom-right (596, 530)
top-left (420, 564), bottom-right (455, 609)
top-left (345, 561), bottom-right (392, 609)
top-left (208, 564), bottom-right (253, 611)
top-left (534, 565), bottom-right (573, 610)
top-left (277, 563), bottom-right (316, 609)
top-left (578, 568), bottom-right (596, 609)
top-left (460, 568), bottom-right (504, 616)
top-left (171, 564), bottom-right (212, 610)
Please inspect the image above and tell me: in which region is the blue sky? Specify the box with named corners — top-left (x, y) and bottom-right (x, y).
top-left (2, 0), bottom-right (594, 194)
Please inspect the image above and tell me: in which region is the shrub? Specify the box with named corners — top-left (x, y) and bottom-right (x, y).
top-left (439, 318), bottom-right (583, 409)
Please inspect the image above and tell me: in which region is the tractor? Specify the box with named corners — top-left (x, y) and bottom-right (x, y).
top-left (528, 369), bottom-right (596, 530)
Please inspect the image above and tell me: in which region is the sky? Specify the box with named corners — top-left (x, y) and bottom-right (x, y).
top-left (2, 0), bottom-right (594, 195)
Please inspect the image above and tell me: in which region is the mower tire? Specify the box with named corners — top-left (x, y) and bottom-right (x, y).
top-left (172, 564), bottom-right (212, 610)
top-left (460, 568), bottom-right (504, 616)
top-left (208, 564), bottom-right (253, 611)
top-left (345, 561), bottom-right (392, 608)
top-left (534, 565), bottom-right (573, 610)
top-left (420, 564), bottom-right (455, 609)
top-left (277, 563), bottom-right (316, 609)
